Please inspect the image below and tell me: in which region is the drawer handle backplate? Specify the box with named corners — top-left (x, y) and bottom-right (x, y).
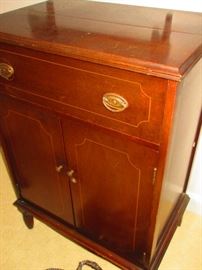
top-left (102, 93), bottom-right (128, 112)
top-left (0, 63), bottom-right (14, 80)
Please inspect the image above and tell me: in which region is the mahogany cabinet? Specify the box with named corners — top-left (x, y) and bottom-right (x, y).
top-left (0, 1), bottom-right (201, 270)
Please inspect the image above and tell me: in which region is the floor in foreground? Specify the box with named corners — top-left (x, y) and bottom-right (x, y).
top-left (0, 151), bottom-right (201, 270)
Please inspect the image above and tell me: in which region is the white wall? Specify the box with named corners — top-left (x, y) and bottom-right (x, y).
top-left (0, 0), bottom-right (201, 215)
top-left (187, 129), bottom-right (202, 215)
top-left (0, 0), bottom-right (45, 14)
top-left (1, 0), bottom-right (201, 13)
top-left (91, 0), bottom-right (202, 12)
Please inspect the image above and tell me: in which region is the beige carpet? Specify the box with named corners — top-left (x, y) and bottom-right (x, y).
top-left (0, 150), bottom-right (202, 270)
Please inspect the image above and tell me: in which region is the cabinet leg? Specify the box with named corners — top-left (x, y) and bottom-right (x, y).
top-left (22, 212), bottom-right (34, 229)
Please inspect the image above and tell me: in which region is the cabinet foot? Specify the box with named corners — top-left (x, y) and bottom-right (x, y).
top-left (22, 212), bottom-right (34, 229)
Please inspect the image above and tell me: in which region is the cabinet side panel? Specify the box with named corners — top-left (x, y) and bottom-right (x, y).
top-left (155, 59), bottom-right (202, 241)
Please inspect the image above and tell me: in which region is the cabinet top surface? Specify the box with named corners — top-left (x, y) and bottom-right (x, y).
top-left (0, 0), bottom-right (201, 80)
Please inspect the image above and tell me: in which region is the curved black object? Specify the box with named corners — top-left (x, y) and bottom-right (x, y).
top-left (76, 260), bottom-right (103, 270)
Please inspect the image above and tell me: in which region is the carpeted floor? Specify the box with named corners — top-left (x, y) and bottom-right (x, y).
top-left (0, 150), bottom-right (202, 270)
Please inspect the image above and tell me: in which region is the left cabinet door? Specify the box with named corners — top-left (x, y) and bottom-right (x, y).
top-left (0, 94), bottom-right (74, 225)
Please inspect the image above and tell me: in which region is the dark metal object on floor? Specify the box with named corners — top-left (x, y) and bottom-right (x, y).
top-left (76, 260), bottom-right (103, 270)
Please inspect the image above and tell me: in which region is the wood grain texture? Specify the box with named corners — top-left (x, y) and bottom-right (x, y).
top-left (153, 59), bottom-right (202, 247)
top-left (142, 79), bottom-right (178, 264)
top-left (0, 94), bottom-right (74, 225)
top-left (0, 45), bottom-right (167, 144)
top-left (62, 117), bottom-right (159, 262)
top-left (0, 0), bottom-right (201, 80)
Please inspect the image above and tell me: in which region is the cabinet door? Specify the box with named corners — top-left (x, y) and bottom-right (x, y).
top-left (62, 117), bottom-right (159, 257)
top-left (0, 95), bottom-right (74, 224)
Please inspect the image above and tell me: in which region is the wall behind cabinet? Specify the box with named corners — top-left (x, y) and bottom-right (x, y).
top-left (0, 0), bottom-right (45, 14)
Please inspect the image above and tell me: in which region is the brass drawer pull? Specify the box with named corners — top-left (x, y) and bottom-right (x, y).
top-left (0, 63), bottom-right (14, 80)
top-left (102, 93), bottom-right (128, 112)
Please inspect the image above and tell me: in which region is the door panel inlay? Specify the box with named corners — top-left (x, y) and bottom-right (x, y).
top-left (75, 138), bottom-right (141, 252)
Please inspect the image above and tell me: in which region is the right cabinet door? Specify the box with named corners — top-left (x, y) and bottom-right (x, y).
top-left (62, 117), bottom-right (159, 257)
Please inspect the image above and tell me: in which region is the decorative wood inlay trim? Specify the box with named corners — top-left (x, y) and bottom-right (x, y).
top-left (133, 168), bottom-right (141, 251)
top-left (0, 49), bottom-right (151, 128)
top-left (0, 84), bottom-right (160, 149)
top-left (4, 110), bottom-right (66, 214)
top-left (9, 84), bottom-right (151, 129)
top-left (76, 138), bottom-right (140, 169)
top-left (0, 48), bottom-right (149, 84)
top-left (75, 138), bottom-right (141, 251)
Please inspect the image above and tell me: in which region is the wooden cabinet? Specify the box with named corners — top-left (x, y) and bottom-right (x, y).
top-left (0, 1), bottom-right (201, 270)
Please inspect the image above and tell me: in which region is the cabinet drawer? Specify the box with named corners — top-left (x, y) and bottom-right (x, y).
top-left (0, 49), bottom-right (167, 144)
